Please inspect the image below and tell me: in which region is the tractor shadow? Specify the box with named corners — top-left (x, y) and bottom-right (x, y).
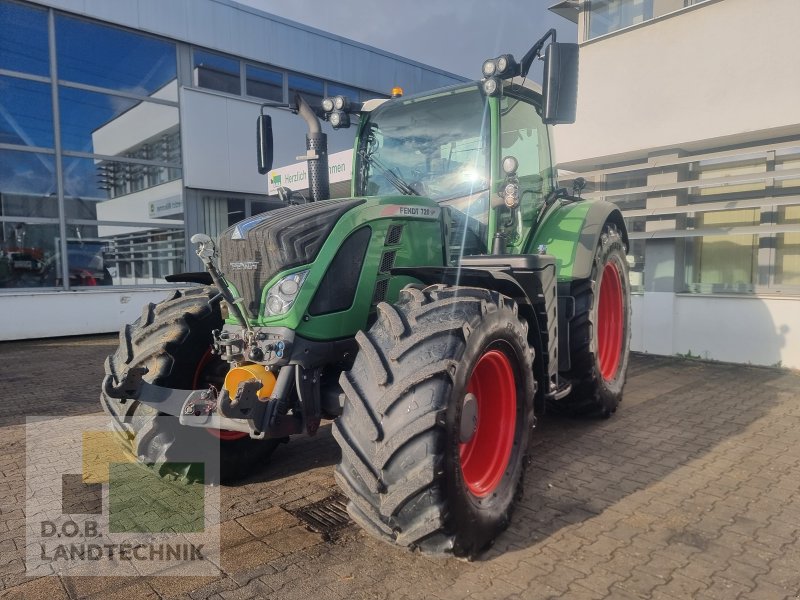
top-left (233, 422), bottom-right (341, 486)
top-left (480, 353), bottom-right (794, 560)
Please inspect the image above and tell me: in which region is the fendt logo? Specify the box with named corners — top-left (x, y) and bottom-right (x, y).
top-left (229, 261), bottom-right (259, 271)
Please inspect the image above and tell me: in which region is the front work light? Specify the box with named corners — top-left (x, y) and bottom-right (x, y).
top-left (482, 77), bottom-right (499, 96)
top-left (481, 54), bottom-right (520, 81)
top-left (329, 110), bottom-right (350, 129)
top-left (495, 54), bottom-right (519, 77)
top-left (332, 95), bottom-right (349, 111)
top-left (321, 97), bottom-right (335, 112)
top-left (264, 270), bottom-right (309, 316)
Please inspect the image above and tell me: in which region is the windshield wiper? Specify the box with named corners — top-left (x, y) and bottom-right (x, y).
top-left (361, 151), bottom-right (419, 196)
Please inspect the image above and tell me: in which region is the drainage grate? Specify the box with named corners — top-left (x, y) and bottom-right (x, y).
top-left (291, 493), bottom-right (351, 538)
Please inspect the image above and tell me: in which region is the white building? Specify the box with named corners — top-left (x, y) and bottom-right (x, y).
top-left (550, 0), bottom-right (800, 368)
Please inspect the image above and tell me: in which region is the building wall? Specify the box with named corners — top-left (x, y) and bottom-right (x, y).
top-left (557, 0), bottom-right (800, 169)
top-left (0, 288), bottom-right (182, 339)
top-left (631, 293), bottom-right (799, 368)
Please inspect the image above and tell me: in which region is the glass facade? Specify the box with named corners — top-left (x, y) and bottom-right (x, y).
top-left (0, 0), bottom-right (48, 75)
top-left (0, 0), bottom-right (440, 295)
top-left (0, 0), bottom-right (184, 289)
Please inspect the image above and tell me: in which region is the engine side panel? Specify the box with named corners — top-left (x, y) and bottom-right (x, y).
top-left (253, 196), bottom-right (446, 340)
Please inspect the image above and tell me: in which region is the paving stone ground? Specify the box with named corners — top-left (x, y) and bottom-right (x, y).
top-left (1, 335), bottom-right (799, 599)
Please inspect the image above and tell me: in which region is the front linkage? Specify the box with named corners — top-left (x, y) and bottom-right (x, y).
top-left (102, 234), bottom-right (329, 441)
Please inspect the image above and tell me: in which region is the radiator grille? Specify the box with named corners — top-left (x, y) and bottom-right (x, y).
top-left (217, 198), bottom-right (364, 314)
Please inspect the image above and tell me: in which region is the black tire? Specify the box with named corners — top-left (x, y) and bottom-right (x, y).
top-left (333, 285), bottom-right (536, 558)
top-left (562, 224), bottom-right (631, 417)
top-left (100, 287), bottom-right (282, 484)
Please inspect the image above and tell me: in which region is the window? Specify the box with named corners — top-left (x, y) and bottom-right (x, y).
top-left (193, 49), bottom-right (240, 95)
top-left (587, 0), bottom-right (709, 39)
top-left (686, 209), bottom-right (759, 292)
top-left (0, 76), bottom-right (54, 148)
top-left (0, 150), bottom-right (57, 218)
top-left (97, 226), bottom-right (184, 286)
top-left (327, 83), bottom-right (359, 101)
top-left (0, 221), bottom-right (61, 288)
top-left (246, 65), bottom-right (283, 102)
top-left (589, 0), bottom-right (653, 38)
top-left (288, 72), bottom-right (324, 108)
top-left (57, 86), bottom-right (179, 155)
top-left (500, 95), bottom-right (551, 200)
top-left (776, 206), bottom-right (800, 286)
top-left (55, 14), bottom-right (176, 94)
top-left (0, 0), bottom-right (49, 76)
top-left (358, 85), bottom-right (490, 202)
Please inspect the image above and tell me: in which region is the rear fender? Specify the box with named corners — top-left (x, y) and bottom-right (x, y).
top-left (528, 199), bottom-right (628, 282)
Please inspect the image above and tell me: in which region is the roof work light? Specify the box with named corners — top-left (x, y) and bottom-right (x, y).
top-left (321, 95), bottom-right (353, 129)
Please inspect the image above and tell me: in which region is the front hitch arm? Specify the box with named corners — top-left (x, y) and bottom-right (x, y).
top-left (102, 368), bottom-right (302, 439)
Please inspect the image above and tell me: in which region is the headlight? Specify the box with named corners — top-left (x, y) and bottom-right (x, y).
top-left (321, 97), bottom-right (334, 112)
top-left (503, 182), bottom-right (520, 208)
top-left (264, 270), bottom-right (309, 316)
top-left (333, 95), bottom-right (346, 110)
top-left (482, 59), bottom-right (496, 77)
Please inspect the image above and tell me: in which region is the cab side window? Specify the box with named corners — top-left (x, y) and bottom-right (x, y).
top-left (500, 96), bottom-right (552, 213)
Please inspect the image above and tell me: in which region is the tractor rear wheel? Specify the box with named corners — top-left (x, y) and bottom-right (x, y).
top-left (100, 287), bottom-right (282, 484)
top-left (562, 224), bottom-right (631, 416)
top-left (334, 285), bottom-right (536, 558)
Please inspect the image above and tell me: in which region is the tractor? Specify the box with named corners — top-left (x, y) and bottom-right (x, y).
top-left (101, 30), bottom-right (631, 558)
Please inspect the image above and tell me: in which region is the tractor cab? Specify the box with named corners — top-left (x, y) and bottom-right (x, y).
top-left (353, 78), bottom-right (556, 261)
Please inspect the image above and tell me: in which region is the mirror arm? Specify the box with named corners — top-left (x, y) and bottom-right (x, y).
top-left (520, 28), bottom-right (557, 78)
top-left (260, 101), bottom-right (296, 116)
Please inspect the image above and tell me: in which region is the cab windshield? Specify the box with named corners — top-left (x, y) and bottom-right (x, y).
top-left (356, 85), bottom-right (490, 203)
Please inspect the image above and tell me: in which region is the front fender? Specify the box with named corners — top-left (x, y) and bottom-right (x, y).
top-left (528, 199), bottom-right (628, 282)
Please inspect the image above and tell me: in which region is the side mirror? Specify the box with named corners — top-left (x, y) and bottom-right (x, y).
top-left (542, 42), bottom-right (579, 125)
top-left (257, 113), bottom-right (273, 174)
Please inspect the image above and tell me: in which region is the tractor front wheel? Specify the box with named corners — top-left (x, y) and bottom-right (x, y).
top-left (333, 285), bottom-right (536, 558)
top-left (100, 287), bottom-right (283, 484)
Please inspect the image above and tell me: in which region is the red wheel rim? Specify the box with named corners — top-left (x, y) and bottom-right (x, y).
top-left (459, 349), bottom-right (517, 498)
top-left (193, 348), bottom-right (248, 441)
top-left (597, 262), bottom-right (624, 381)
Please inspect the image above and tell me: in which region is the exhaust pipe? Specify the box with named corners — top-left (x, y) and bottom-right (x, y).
top-left (295, 94), bottom-right (329, 202)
